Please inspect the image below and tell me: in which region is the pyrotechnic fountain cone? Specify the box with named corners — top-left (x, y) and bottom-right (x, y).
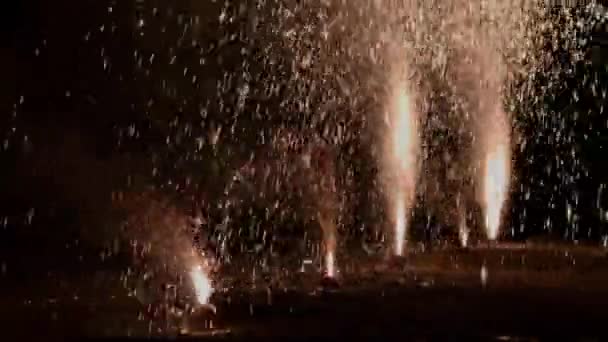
top-left (178, 260), bottom-right (227, 336)
top-left (383, 70), bottom-right (419, 260)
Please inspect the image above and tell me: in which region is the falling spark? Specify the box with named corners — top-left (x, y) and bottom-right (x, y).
top-left (388, 83), bottom-right (418, 256)
top-left (190, 265), bottom-right (213, 306)
top-left (483, 119), bottom-right (511, 240)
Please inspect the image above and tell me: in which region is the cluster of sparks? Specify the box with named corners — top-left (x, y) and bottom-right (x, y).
top-left (190, 264), bottom-right (213, 306)
top-left (381, 0), bottom-right (523, 251)
top-left (1, 1), bottom-right (608, 339)
top-left (385, 82), bottom-right (511, 249)
top-left (96, 2), bottom-right (608, 319)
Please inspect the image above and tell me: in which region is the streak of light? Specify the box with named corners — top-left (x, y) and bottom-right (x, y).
top-left (389, 84), bottom-right (418, 256)
top-left (482, 110), bottom-right (511, 240)
top-left (459, 214), bottom-right (469, 248)
top-left (318, 213), bottom-right (338, 277)
top-left (325, 250), bottom-right (336, 278)
top-left (190, 265), bottom-right (213, 306)
top-left (394, 194), bottom-right (406, 256)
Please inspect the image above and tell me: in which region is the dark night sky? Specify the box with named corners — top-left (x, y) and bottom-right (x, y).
top-left (2, 1), bottom-right (608, 269)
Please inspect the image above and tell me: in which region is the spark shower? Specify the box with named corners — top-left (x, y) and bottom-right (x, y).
top-left (376, 0), bottom-right (516, 253)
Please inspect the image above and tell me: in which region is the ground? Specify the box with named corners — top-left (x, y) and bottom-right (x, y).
top-left (4, 244), bottom-right (608, 340)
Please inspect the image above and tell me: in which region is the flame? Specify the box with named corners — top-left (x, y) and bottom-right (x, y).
top-left (482, 128), bottom-right (510, 240)
top-left (389, 85), bottom-right (418, 256)
top-left (190, 265), bottom-right (213, 305)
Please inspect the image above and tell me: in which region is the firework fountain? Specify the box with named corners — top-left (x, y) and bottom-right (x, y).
top-left (431, 0), bottom-right (526, 243)
top-left (456, 4), bottom-right (514, 242)
top-left (481, 108), bottom-right (511, 241)
top-left (189, 263), bottom-right (213, 307)
top-left (318, 209), bottom-right (338, 278)
top-left (385, 75), bottom-right (419, 256)
top-left (98, 1), bottom-right (607, 338)
top-left (183, 258), bottom-right (218, 334)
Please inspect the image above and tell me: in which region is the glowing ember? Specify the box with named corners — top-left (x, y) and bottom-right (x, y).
top-left (388, 84), bottom-right (418, 256)
top-left (190, 265), bottom-right (213, 306)
top-left (482, 122), bottom-right (511, 240)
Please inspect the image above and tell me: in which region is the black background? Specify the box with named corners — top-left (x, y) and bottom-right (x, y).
top-left (1, 1), bottom-right (608, 270)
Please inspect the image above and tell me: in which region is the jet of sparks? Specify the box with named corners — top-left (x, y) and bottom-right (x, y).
top-left (394, 194), bottom-right (407, 256)
top-left (318, 213), bottom-right (338, 277)
top-left (459, 214), bottom-right (469, 248)
top-left (483, 134), bottom-right (510, 240)
top-left (190, 265), bottom-right (213, 306)
top-left (390, 85), bottom-right (418, 256)
top-left (325, 250), bottom-right (336, 278)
